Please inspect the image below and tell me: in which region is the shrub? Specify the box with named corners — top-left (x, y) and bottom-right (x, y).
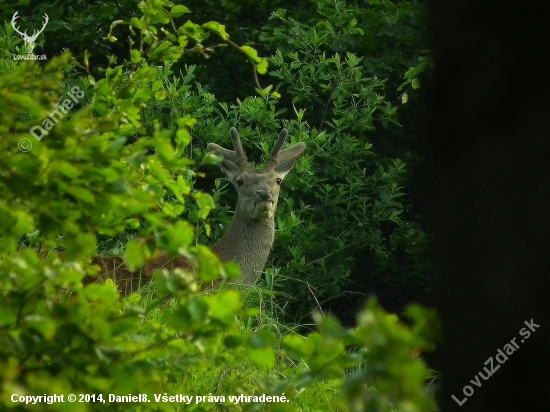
top-left (0, 1), bottom-right (438, 411)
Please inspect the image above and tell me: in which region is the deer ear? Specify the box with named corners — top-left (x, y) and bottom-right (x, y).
top-left (274, 142), bottom-right (306, 179)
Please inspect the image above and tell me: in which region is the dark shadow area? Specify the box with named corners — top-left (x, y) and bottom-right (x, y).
top-left (427, 1), bottom-right (550, 410)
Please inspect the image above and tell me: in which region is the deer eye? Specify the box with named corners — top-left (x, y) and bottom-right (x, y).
top-left (236, 178), bottom-right (244, 187)
top-left (275, 178), bottom-right (283, 185)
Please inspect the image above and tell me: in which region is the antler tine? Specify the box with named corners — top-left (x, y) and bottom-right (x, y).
top-left (266, 129), bottom-right (288, 169)
top-left (207, 127), bottom-right (249, 169)
top-left (37, 14), bottom-right (49, 35)
top-left (11, 11), bottom-right (26, 37)
top-left (30, 13), bottom-right (48, 40)
top-left (230, 127), bottom-right (248, 167)
top-left (278, 141), bottom-right (306, 163)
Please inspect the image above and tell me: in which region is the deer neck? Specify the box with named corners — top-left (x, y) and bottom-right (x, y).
top-left (211, 203), bottom-right (275, 285)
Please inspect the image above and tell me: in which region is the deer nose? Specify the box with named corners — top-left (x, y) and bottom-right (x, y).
top-left (256, 189), bottom-right (272, 201)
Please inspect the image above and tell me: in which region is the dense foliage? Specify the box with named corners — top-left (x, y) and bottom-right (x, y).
top-left (0, 0), bottom-right (434, 321)
top-left (0, 0), bottom-right (437, 410)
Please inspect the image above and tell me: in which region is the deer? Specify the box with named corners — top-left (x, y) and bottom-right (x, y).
top-left (11, 11), bottom-right (49, 54)
top-left (91, 127), bottom-right (306, 293)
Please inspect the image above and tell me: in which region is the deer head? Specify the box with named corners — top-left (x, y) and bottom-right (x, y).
top-left (11, 11), bottom-right (49, 53)
top-left (208, 128), bottom-right (306, 221)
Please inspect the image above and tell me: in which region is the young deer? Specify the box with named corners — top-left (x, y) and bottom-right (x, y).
top-left (92, 128), bottom-right (305, 291)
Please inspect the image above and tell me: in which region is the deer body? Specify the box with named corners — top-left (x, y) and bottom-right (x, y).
top-left (92, 128), bottom-right (305, 291)
top-left (206, 128), bottom-right (305, 284)
top-left (211, 207), bottom-right (275, 285)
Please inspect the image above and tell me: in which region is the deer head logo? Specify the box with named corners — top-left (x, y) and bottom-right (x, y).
top-left (11, 11), bottom-right (49, 54)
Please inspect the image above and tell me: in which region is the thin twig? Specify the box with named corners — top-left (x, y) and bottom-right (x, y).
top-left (309, 238), bottom-right (368, 266)
top-left (225, 39), bottom-right (263, 90)
top-left (307, 283), bottom-right (324, 315)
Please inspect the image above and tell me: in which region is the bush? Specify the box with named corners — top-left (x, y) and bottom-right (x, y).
top-left (0, 1), bottom-right (438, 411)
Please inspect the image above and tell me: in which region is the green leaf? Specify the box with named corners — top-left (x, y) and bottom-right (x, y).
top-left (64, 232), bottom-right (97, 260)
top-left (203, 21), bottom-right (229, 40)
top-left (282, 334), bottom-right (307, 357)
top-left (53, 161), bottom-right (81, 178)
top-left (125, 218), bottom-right (141, 229)
top-left (65, 186), bottom-right (95, 203)
top-left (194, 192), bottom-right (214, 219)
top-left (187, 297), bottom-right (209, 322)
top-left (130, 49), bottom-right (143, 63)
top-left (171, 5), bottom-right (191, 17)
top-left (162, 202), bottom-right (184, 217)
top-left (248, 347), bottom-right (275, 368)
top-left (83, 283), bottom-right (120, 303)
top-left (130, 17), bottom-right (145, 30)
top-left (108, 137), bottom-right (127, 151)
top-left (159, 220), bottom-right (194, 254)
top-left (240, 45), bottom-right (262, 63)
top-left (155, 90), bottom-right (168, 100)
top-left (221, 261), bottom-right (241, 280)
top-left (123, 239), bottom-right (145, 271)
top-left (176, 175), bottom-right (191, 195)
top-left (126, 293), bottom-right (141, 303)
top-left (196, 244), bottom-right (220, 281)
top-left (148, 40), bottom-right (172, 60)
top-left (206, 290), bottom-right (241, 323)
top-left (134, 87), bottom-right (152, 102)
top-left (256, 58), bottom-right (268, 75)
top-left (179, 21), bottom-right (207, 42)
top-left (177, 114), bottom-right (197, 128)
top-left (379, 187), bottom-right (391, 201)
top-left (149, 10), bottom-right (170, 25)
top-left (0, 304), bottom-right (17, 327)
top-left (151, 79), bottom-right (163, 92)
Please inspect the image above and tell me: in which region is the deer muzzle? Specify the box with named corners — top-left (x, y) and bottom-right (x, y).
top-left (256, 189), bottom-right (273, 201)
